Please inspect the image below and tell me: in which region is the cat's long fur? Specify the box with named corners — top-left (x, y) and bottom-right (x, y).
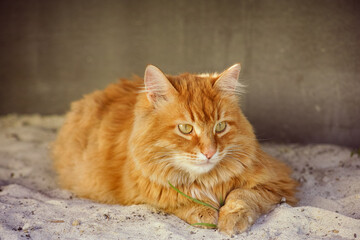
top-left (52, 64), bottom-right (297, 235)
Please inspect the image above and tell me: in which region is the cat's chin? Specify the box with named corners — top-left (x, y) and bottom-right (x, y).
top-left (183, 162), bottom-right (216, 175)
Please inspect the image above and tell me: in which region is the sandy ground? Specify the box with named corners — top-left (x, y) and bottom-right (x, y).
top-left (0, 115), bottom-right (359, 240)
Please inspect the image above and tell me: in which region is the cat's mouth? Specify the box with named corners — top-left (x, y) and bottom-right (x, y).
top-left (177, 153), bottom-right (221, 175)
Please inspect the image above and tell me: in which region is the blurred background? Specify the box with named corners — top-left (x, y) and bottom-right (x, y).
top-left (0, 0), bottom-right (359, 147)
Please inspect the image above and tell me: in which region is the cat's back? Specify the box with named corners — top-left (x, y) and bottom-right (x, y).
top-left (58, 77), bottom-right (141, 137)
top-left (52, 78), bottom-right (141, 194)
top-left (73, 77), bottom-right (141, 116)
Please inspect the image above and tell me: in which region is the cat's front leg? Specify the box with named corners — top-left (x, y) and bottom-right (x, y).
top-left (172, 204), bottom-right (218, 229)
top-left (218, 187), bottom-right (281, 236)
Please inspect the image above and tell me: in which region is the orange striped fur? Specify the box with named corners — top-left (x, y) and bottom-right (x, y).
top-left (52, 64), bottom-right (297, 235)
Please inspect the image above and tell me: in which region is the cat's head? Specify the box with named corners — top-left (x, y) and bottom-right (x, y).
top-left (130, 64), bottom-right (256, 183)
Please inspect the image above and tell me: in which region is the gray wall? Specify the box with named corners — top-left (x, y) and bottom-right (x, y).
top-left (0, 0), bottom-right (359, 147)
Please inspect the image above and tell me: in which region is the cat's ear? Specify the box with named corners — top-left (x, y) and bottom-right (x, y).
top-left (214, 63), bottom-right (244, 96)
top-left (144, 65), bottom-right (177, 105)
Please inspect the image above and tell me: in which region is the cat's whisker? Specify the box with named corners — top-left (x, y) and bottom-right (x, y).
top-left (226, 154), bottom-right (252, 161)
top-left (225, 150), bottom-right (254, 159)
top-left (144, 154), bottom-right (170, 161)
top-left (225, 149), bottom-right (270, 169)
top-left (225, 150), bottom-right (254, 160)
top-left (147, 154), bottom-right (213, 166)
top-left (155, 157), bottom-right (178, 163)
top-left (225, 149), bottom-right (254, 156)
top-left (227, 149), bottom-right (269, 161)
top-left (144, 150), bottom-right (203, 165)
top-left (228, 149), bottom-right (254, 156)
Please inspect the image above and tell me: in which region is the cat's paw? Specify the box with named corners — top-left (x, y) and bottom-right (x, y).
top-left (217, 199), bottom-right (257, 236)
top-left (187, 206), bottom-right (218, 229)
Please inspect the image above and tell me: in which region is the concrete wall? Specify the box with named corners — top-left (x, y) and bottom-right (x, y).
top-left (0, 0), bottom-right (359, 147)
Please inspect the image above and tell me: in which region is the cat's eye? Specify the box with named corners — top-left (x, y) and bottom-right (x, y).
top-left (215, 121), bottom-right (227, 133)
top-left (178, 124), bottom-right (193, 134)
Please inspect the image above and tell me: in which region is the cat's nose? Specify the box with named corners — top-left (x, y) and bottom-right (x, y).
top-left (202, 148), bottom-right (216, 159)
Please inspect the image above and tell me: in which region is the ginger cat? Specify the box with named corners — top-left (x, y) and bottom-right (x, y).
top-left (52, 64), bottom-right (297, 235)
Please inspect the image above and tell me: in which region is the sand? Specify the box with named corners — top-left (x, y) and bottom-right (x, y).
top-left (0, 115), bottom-right (359, 240)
